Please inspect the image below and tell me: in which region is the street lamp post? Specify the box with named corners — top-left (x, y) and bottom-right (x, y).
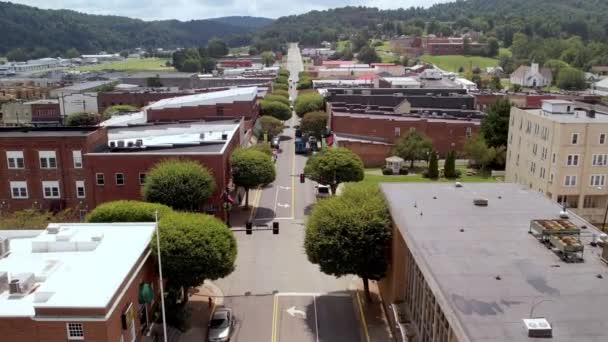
top-left (154, 210), bottom-right (168, 342)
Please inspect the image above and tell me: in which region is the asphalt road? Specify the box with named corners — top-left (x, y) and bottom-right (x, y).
top-left (214, 44), bottom-right (363, 342)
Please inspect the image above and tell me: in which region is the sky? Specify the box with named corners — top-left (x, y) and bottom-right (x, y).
top-left (9, 0), bottom-right (452, 21)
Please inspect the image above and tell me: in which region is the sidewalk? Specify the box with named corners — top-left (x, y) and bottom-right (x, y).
top-left (175, 281), bottom-right (224, 342)
top-left (355, 280), bottom-right (394, 342)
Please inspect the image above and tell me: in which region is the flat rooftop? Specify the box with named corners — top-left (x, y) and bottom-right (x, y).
top-left (526, 108), bottom-right (608, 123)
top-left (0, 127), bottom-right (99, 138)
top-left (146, 86), bottom-right (257, 110)
top-left (0, 223), bottom-right (155, 317)
top-left (381, 183), bottom-right (608, 342)
top-left (332, 111), bottom-right (481, 124)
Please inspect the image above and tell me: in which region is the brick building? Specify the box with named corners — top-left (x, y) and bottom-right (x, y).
top-left (0, 223), bottom-right (160, 342)
top-left (97, 89), bottom-right (192, 113)
top-left (1, 100), bottom-right (61, 127)
top-left (0, 120), bottom-right (244, 219)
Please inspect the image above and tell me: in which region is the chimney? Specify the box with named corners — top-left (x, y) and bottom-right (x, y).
top-left (531, 63), bottom-right (539, 74)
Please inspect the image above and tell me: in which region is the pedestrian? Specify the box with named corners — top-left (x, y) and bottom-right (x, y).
top-left (208, 297), bottom-right (213, 308)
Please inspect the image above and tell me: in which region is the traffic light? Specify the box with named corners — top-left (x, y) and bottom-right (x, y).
top-left (300, 173), bottom-right (305, 183)
top-left (246, 221), bottom-right (252, 235)
top-left (273, 222), bottom-right (279, 235)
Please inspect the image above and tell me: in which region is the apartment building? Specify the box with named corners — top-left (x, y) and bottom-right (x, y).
top-left (505, 100), bottom-right (608, 224)
top-left (379, 182), bottom-right (608, 342)
top-left (0, 223), bottom-right (159, 341)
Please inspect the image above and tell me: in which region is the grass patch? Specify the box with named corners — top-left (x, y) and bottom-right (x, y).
top-left (419, 54), bottom-right (499, 73)
top-left (229, 46), bottom-right (250, 55)
top-left (361, 166), bottom-right (498, 185)
top-left (76, 58), bottom-right (173, 72)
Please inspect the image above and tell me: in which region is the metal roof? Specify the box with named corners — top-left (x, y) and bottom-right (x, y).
top-left (146, 86), bottom-right (257, 110)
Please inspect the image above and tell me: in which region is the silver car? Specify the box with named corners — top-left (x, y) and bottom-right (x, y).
top-left (208, 307), bottom-right (234, 342)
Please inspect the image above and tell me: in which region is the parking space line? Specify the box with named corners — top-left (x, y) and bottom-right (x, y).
top-left (355, 290), bottom-right (371, 342)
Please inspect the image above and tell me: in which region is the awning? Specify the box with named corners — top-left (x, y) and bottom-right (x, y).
top-left (138, 282), bottom-right (154, 304)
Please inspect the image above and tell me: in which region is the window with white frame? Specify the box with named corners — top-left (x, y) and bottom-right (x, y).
top-left (115, 173), bottom-right (125, 185)
top-left (465, 127), bottom-right (472, 138)
top-left (540, 167), bottom-right (546, 179)
top-left (10, 181), bottom-right (28, 199)
top-left (590, 175), bottom-right (606, 187)
top-left (592, 154), bottom-right (608, 166)
top-left (571, 133), bottom-right (579, 145)
top-left (72, 150), bottom-right (83, 168)
top-left (6, 151), bottom-right (24, 169)
top-left (600, 133), bottom-right (606, 145)
top-left (566, 154), bottom-right (579, 166)
top-left (541, 147), bottom-right (548, 160)
top-left (394, 127), bottom-right (400, 137)
top-left (39, 151), bottom-right (57, 169)
top-left (564, 175), bottom-right (577, 187)
top-left (66, 322), bottom-right (84, 340)
top-left (76, 181), bottom-right (85, 198)
top-left (96, 173), bottom-right (105, 186)
top-left (42, 181), bottom-right (60, 199)
top-left (532, 143), bottom-right (538, 156)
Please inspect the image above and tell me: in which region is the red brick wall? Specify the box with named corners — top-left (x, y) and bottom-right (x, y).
top-left (31, 103), bottom-right (61, 123)
top-left (473, 94), bottom-right (507, 111)
top-left (339, 141), bottom-right (392, 167)
top-left (146, 100), bottom-right (259, 123)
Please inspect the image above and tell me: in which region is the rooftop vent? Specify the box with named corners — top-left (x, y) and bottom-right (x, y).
top-left (127, 141), bottom-right (134, 147)
top-left (46, 225), bottom-right (60, 234)
top-left (221, 133), bottom-right (228, 140)
top-left (0, 237), bottom-right (9, 258)
top-left (9, 273), bottom-right (35, 296)
top-left (522, 318), bottom-right (552, 338)
top-left (455, 182), bottom-right (463, 188)
top-left (0, 272), bottom-right (8, 294)
top-left (135, 139), bottom-right (143, 147)
top-left (109, 141), bottom-right (116, 148)
top-left (473, 198), bottom-right (489, 206)
top-left (199, 133), bottom-right (205, 140)
top-left (588, 109), bottom-right (596, 118)
top-left (117, 140), bottom-right (125, 148)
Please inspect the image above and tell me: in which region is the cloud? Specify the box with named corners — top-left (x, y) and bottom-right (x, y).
top-left (8, 0), bottom-right (452, 20)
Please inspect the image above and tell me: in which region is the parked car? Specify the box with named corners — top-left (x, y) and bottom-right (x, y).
top-left (208, 307), bottom-right (234, 342)
top-left (315, 184), bottom-right (331, 198)
top-left (271, 136), bottom-right (280, 149)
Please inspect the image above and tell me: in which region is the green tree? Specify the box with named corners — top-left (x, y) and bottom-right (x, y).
top-left (260, 100), bottom-right (292, 121)
top-left (544, 59), bottom-right (570, 84)
top-left (486, 37), bottom-right (499, 57)
top-left (557, 67), bottom-right (587, 90)
top-left (30, 47), bottom-right (51, 59)
top-left (490, 75), bottom-right (502, 91)
top-left (300, 111), bottom-right (328, 139)
top-left (425, 150), bottom-right (439, 179)
top-left (181, 59), bottom-right (201, 72)
top-left (261, 51), bottom-right (275, 67)
top-left (351, 34), bottom-right (368, 53)
top-left (154, 211), bottom-right (236, 303)
top-left (248, 143), bottom-right (273, 156)
top-left (304, 183), bottom-right (391, 300)
top-left (304, 147), bottom-right (364, 194)
top-left (102, 104), bottom-right (138, 120)
top-left (200, 57), bottom-right (216, 73)
top-left (65, 48), bottom-right (80, 59)
top-left (86, 200), bottom-right (173, 223)
top-left (258, 115), bottom-right (284, 139)
top-left (271, 89), bottom-right (289, 98)
top-left (481, 97), bottom-right (511, 148)
top-left (392, 131), bottom-right (433, 168)
top-left (294, 93), bottom-right (324, 117)
top-left (65, 112), bottom-right (99, 126)
top-left (464, 135), bottom-right (496, 171)
top-left (231, 148), bottom-right (276, 207)
top-left (6, 48), bottom-right (28, 62)
top-left (207, 38), bottom-right (229, 58)
top-left (357, 45), bottom-right (381, 64)
top-left (272, 82), bottom-right (288, 91)
top-left (146, 75), bottom-right (163, 87)
top-left (264, 94), bottom-right (290, 106)
top-left (444, 151), bottom-right (459, 178)
top-left (511, 32), bottom-right (530, 60)
top-left (275, 76), bottom-right (289, 85)
top-left (143, 159), bottom-right (216, 211)
top-left (119, 50), bottom-right (129, 58)
top-left (463, 36), bottom-right (472, 56)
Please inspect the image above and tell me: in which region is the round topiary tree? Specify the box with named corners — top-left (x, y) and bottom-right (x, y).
top-left (260, 100), bottom-right (292, 121)
top-left (300, 111), bottom-right (328, 139)
top-left (86, 200), bottom-right (173, 222)
top-left (271, 89), bottom-right (290, 98)
top-left (294, 93), bottom-right (324, 117)
top-left (231, 148), bottom-right (276, 207)
top-left (143, 159), bottom-right (216, 211)
top-left (257, 115), bottom-right (284, 139)
top-left (304, 147), bottom-right (364, 194)
top-left (263, 95), bottom-right (290, 106)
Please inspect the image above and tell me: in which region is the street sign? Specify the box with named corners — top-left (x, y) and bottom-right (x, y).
top-left (277, 203), bottom-right (290, 208)
top-left (286, 306), bottom-right (306, 319)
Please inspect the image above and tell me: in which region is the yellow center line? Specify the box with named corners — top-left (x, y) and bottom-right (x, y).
top-left (271, 294), bottom-right (279, 342)
top-left (291, 141), bottom-right (296, 219)
top-left (248, 186), bottom-right (262, 222)
top-left (355, 290), bottom-right (371, 342)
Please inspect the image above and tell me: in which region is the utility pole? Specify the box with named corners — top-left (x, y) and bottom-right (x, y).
top-left (154, 210), bottom-right (168, 342)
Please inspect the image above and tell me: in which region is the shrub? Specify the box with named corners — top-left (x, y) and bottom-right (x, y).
top-left (249, 143), bottom-right (273, 156)
top-left (278, 69), bottom-right (290, 77)
top-left (102, 104), bottom-right (138, 120)
top-left (294, 93), bottom-right (324, 117)
top-left (263, 94), bottom-right (290, 106)
top-left (86, 200), bottom-right (173, 223)
top-left (275, 75), bottom-right (289, 84)
top-left (271, 89), bottom-right (289, 98)
top-left (272, 82), bottom-right (288, 91)
top-left (260, 100), bottom-right (292, 121)
top-left (399, 166), bottom-right (409, 175)
top-left (382, 167), bottom-right (393, 175)
top-left (65, 112), bottom-right (99, 126)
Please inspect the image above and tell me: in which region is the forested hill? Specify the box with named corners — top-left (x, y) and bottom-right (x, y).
top-left (0, 1), bottom-right (271, 54)
top-left (253, 0), bottom-right (608, 47)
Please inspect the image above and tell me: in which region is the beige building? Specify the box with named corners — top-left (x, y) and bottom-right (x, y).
top-left (506, 100), bottom-right (608, 224)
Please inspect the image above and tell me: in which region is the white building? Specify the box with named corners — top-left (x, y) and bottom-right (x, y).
top-left (59, 93), bottom-right (98, 116)
top-left (419, 69), bottom-right (443, 80)
top-left (454, 77), bottom-right (478, 92)
top-left (510, 63), bottom-right (553, 88)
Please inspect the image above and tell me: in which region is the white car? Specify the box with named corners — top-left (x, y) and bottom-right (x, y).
top-left (315, 184), bottom-right (331, 198)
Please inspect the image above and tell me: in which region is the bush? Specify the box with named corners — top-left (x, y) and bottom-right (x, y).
top-left (271, 89), bottom-right (289, 98)
top-left (294, 93), bottom-right (324, 117)
top-left (86, 200), bottom-right (173, 223)
top-left (278, 69), bottom-right (290, 77)
top-left (249, 143), bottom-right (273, 156)
top-left (272, 82), bottom-right (288, 91)
top-left (102, 104), bottom-right (138, 120)
top-left (260, 100), bottom-right (292, 121)
top-left (382, 167), bottom-right (393, 175)
top-left (263, 95), bottom-right (290, 106)
top-left (65, 112), bottom-right (99, 126)
top-left (399, 166), bottom-right (409, 175)
top-left (275, 75), bottom-right (289, 84)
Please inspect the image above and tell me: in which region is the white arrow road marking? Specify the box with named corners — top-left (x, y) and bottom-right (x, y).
top-left (277, 203), bottom-right (290, 208)
top-left (286, 306), bottom-right (306, 319)
top-left (279, 186), bottom-right (291, 190)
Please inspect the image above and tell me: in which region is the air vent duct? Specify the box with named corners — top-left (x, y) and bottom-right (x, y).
top-left (473, 198), bottom-right (489, 206)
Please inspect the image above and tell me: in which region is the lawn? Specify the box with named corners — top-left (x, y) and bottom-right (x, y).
top-left (419, 54), bottom-right (499, 73)
top-left (229, 46), bottom-right (250, 55)
top-left (76, 58), bottom-right (173, 72)
top-left (361, 166), bottom-right (498, 185)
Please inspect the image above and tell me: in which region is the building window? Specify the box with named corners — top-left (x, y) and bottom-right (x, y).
top-left (564, 175), bottom-right (577, 187)
top-left (115, 173), bottom-right (125, 185)
top-left (592, 154), bottom-right (607, 166)
top-left (139, 173), bottom-right (146, 185)
top-left (394, 127), bottom-right (401, 137)
top-left (42, 181), bottom-right (60, 199)
top-left (516, 154), bottom-right (519, 166)
top-left (79, 209), bottom-right (87, 221)
top-left (76, 181), bottom-right (85, 198)
top-left (530, 162), bottom-right (536, 174)
top-left (72, 150), bottom-right (83, 168)
top-left (541, 147), bottom-right (547, 160)
top-left (6, 151), bottom-right (25, 169)
top-left (66, 323), bottom-right (84, 340)
top-left (557, 195), bottom-right (579, 209)
top-left (552, 153), bottom-right (556, 164)
top-left (584, 196), bottom-right (600, 208)
top-left (96, 173), bottom-right (105, 186)
top-left (465, 127), bottom-right (472, 138)
top-left (566, 154), bottom-right (579, 166)
top-left (600, 134), bottom-right (606, 145)
top-left (539, 167), bottom-right (546, 179)
top-left (590, 175), bottom-right (606, 187)
top-left (571, 133), bottom-right (579, 145)
top-left (549, 173), bottom-right (554, 183)
top-left (10, 181), bottom-right (28, 199)
top-left (39, 151), bottom-right (57, 169)
top-left (532, 143), bottom-right (538, 156)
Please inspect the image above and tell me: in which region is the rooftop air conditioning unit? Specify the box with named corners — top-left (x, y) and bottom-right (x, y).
top-left (9, 273), bottom-right (35, 295)
top-left (199, 133), bottom-right (205, 140)
top-left (221, 133), bottom-right (228, 140)
top-left (127, 141), bottom-right (134, 147)
top-left (135, 139), bottom-right (143, 147)
top-left (473, 198), bottom-right (489, 206)
top-left (0, 272), bottom-right (8, 294)
top-left (46, 226), bottom-right (60, 234)
top-left (522, 318), bottom-right (552, 338)
top-left (117, 140), bottom-right (125, 148)
top-left (0, 238), bottom-right (9, 258)
top-left (109, 141), bottom-right (116, 148)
